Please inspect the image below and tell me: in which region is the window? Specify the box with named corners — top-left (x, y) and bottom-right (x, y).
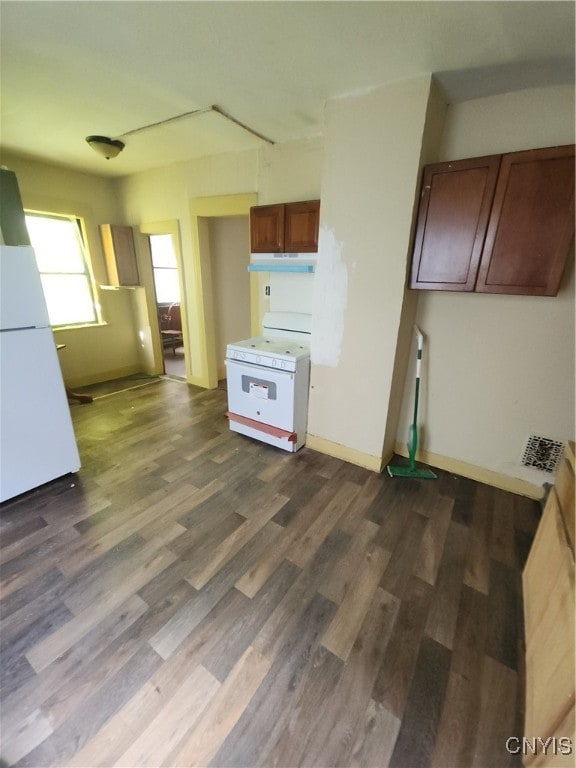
top-left (24, 212), bottom-right (99, 327)
top-left (150, 234), bottom-right (180, 304)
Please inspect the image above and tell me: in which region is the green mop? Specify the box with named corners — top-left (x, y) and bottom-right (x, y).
top-left (387, 325), bottom-right (437, 479)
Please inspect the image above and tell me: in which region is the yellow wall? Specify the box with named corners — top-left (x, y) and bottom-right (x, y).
top-left (257, 137), bottom-right (324, 204)
top-left (1, 153), bottom-right (143, 386)
top-left (117, 141), bottom-right (322, 387)
top-left (395, 84), bottom-right (576, 492)
top-left (117, 152), bottom-right (259, 387)
top-left (253, 138), bottom-right (323, 332)
top-left (3, 142), bottom-right (324, 389)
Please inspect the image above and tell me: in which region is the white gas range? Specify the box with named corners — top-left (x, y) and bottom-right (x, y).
top-left (225, 312), bottom-right (311, 452)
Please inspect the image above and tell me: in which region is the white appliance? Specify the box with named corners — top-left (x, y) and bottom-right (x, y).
top-left (0, 245), bottom-right (81, 502)
top-left (225, 312), bottom-right (311, 452)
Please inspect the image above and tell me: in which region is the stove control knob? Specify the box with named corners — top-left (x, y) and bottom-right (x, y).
top-left (234, 351), bottom-right (245, 360)
top-left (280, 361), bottom-right (286, 369)
top-left (271, 359), bottom-right (278, 367)
top-left (256, 355), bottom-right (262, 365)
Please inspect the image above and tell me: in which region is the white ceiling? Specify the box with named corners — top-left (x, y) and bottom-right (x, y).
top-left (1, 1), bottom-right (574, 178)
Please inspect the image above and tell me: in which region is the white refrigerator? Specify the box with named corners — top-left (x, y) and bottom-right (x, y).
top-left (0, 245), bottom-right (81, 502)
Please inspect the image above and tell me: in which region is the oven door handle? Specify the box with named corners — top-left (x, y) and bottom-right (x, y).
top-left (226, 412), bottom-right (297, 442)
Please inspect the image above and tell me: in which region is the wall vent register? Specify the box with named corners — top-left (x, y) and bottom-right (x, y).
top-left (521, 434), bottom-right (564, 473)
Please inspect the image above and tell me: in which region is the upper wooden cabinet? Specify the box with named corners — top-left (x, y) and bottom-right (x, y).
top-left (477, 146), bottom-right (575, 295)
top-left (250, 200), bottom-right (320, 253)
top-left (250, 205), bottom-right (286, 252)
top-left (284, 201), bottom-right (320, 252)
top-left (100, 224), bottom-right (140, 286)
top-left (410, 155), bottom-right (500, 291)
top-left (410, 145), bottom-right (575, 296)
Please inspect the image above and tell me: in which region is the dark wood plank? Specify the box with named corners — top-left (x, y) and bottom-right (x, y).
top-left (379, 511), bottom-right (428, 598)
top-left (372, 576), bottom-right (434, 719)
top-left (389, 636), bottom-right (452, 768)
top-left (490, 488), bottom-right (517, 567)
top-left (277, 587), bottom-right (401, 768)
top-left (285, 480), bottom-right (361, 568)
top-left (321, 543), bottom-right (390, 660)
top-left (166, 645), bottom-right (270, 768)
top-left (349, 698), bottom-right (401, 768)
top-left (424, 520), bottom-right (470, 649)
top-left (431, 585), bottom-right (489, 767)
top-left (149, 520), bottom-right (284, 660)
top-left (463, 482), bottom-right (493, 594)
top-left (0, 526), bottom-right (81, 600)
top-left (0, 598), bottom-right (73, 700)
top-left (210, 592), bottom-right (337, 768)
top-left (253, 528), bottom-right (350, 663)
top-left (0, 515), bottom-right (48, 548)
top-left (13, 644), bottom-right (163, 768)
top-left (443, 473), bottom-right (476, 527)
top-left (258, 645), bottom-right (344, 768)
top-left (471, 655), bottom-right (519, 767)
top-left (486, 559), bottom-right (522, 670)
top-left (201, 560), bottom-right (299, 682)
top-left (318, 517), bottom-right (379, 603)
top-left (1, 595), bottom-right (150, 744)
top-left (0, 567), bottom-right (68, 622)
top-left (413, 495), bottom-right (454, 585)
top-left (235, 479), bottom-right (347, 599)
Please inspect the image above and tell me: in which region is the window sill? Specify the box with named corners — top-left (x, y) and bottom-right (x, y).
top-left (99, 284), bottom-right (139, 290)
top-left (53, 321), bottom-right (108, 332)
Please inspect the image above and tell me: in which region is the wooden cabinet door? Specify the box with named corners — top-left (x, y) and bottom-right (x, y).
top-left (476, 145), bottom-right (575, 296)
top-left (250, 204), bottom-right (285, 252)
top-left (284, 200), bottom-right (320, 252)
top-left (100, 224), bottom-right (139, 286)
top-left (410, 156), bottom-right (500, 291)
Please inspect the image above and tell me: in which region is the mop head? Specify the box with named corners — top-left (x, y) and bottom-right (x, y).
top-left (387, 463), bottom-right (437, 479)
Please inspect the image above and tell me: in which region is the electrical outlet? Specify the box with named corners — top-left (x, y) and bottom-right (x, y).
top-left (265, 285), bottom-right (270, 296)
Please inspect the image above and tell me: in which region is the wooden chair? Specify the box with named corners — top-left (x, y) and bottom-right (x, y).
top-left (158, 303), bottom-right (183, 355)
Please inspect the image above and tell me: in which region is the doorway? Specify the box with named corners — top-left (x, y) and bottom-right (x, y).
top-left (207, 216), bottom-right (251, 386)
top-left (187, 193), bottom-right (257, 389)
top-left (149, 233), bottom-right (186, 378)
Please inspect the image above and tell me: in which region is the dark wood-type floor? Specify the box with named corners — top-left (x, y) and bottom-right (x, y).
top-left (0, 379), bottom-right (541, 767)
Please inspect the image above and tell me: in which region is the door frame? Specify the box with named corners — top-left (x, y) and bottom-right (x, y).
top-left (188, 194), bottom-right (257, 389)
top-left (138, 220), bottom-right (186, 378)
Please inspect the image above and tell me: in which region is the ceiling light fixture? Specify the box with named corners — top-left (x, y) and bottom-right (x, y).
top-left (85, 104), bottom-right (274, 160)
top-left (85, 135), bottom-right (125, 159)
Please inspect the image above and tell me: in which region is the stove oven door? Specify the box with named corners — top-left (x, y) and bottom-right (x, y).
top-left (225, 358), bottom-right (296, 432)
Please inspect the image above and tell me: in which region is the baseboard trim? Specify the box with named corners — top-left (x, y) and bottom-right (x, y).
top-left (306, 434), bottom-right (384, 473)
top-left (393, 442), bottom-right (545, 500)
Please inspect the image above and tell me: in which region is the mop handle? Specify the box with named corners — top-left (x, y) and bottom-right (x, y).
top-left (414, 325), bottom-right (424, 380)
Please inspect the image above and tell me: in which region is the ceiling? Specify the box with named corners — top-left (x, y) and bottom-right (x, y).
top-left (1, 1), bottom-right (574, 178)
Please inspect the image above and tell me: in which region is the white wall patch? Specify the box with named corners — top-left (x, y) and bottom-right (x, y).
top-left (311, 225), bottom-right (347, 367)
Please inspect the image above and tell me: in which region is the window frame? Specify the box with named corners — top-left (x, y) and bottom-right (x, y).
top-left (24, 210), bottom-right (101, 329)
top-left (150, 233), bottom-right (181, 305)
